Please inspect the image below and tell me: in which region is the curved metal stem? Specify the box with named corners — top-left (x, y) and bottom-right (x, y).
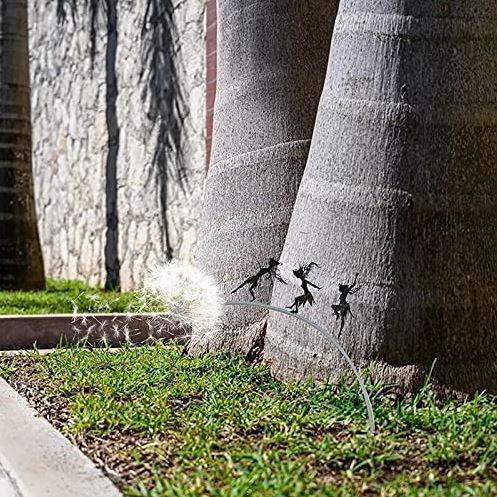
top-left (225, 300), bottom-right (376, 433)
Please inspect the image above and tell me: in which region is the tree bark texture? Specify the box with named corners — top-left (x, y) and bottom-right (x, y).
top-left (266, 0), bottom-right (497, 393)
top-left (0, 0), bottom-right (45, 289)
top-left (190, 0), bottom-right (338, 357)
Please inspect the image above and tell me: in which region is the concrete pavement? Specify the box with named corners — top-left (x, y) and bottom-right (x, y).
top-left (0, 378), bottom-right (122, 497)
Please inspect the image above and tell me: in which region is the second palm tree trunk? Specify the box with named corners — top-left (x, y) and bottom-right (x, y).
top-left (267, 0), bottom-right (497, 393)
top-left (0, 0), bottom-right (45, 289)
top-left (190, 0), bottom-right (338, 356)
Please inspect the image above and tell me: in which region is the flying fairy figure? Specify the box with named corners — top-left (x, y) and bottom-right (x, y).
top-left (231, 258), bottom-right (286, 302)
top-left (332, 272), bottom-right (361, 337)
top-left (287, 262), bottom-right (321, 314)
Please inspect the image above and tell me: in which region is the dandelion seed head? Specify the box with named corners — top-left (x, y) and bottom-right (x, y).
top-left (71, 301), bottom-right (79, 321)
top-left (141, 261), bottom-right (223, 337)
top-left (112, 324), bottom-right (121, 339)
top-left (99, 331), bottom-right (109, 347)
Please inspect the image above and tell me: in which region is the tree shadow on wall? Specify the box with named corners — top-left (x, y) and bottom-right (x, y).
top-left (56, 0), bottom-right (187, 289)
top-left (141, 0), bottom-right (188, 262)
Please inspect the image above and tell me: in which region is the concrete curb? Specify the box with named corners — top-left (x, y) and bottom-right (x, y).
top-left (0, 378), bottom-right (122, 497)
top-left (0, 313), bottom-right (189, 350)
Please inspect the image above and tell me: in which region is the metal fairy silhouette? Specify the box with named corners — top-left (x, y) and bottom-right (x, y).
top-left (332, 273), bottom-right (361, 337)
top-left (231, 258), bottom-right (286, 302)
top-left (287, 262), bottom-right (321, 314)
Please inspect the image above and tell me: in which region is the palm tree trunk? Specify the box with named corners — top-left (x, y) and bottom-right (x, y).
top-left (266, 0), bottom-right (497, 393)
top-left (189, 0), bottom-right (338, 357)
top-left (0, 0), bottom-right (45, 289)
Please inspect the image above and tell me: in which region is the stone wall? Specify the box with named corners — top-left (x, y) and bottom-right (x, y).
top-left (28, 0), bottom-right (206, 290)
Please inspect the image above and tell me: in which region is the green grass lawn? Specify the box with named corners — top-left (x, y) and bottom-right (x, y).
top-left (0, 345), bottom-right (496, 496)
top-left (0, 279), bottom-right (141, 315)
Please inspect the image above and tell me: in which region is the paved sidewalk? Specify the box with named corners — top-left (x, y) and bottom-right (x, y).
top-left (0, 378), bottom-right (122, 497)
top-left (0, 461), bottom-right (21, 497)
